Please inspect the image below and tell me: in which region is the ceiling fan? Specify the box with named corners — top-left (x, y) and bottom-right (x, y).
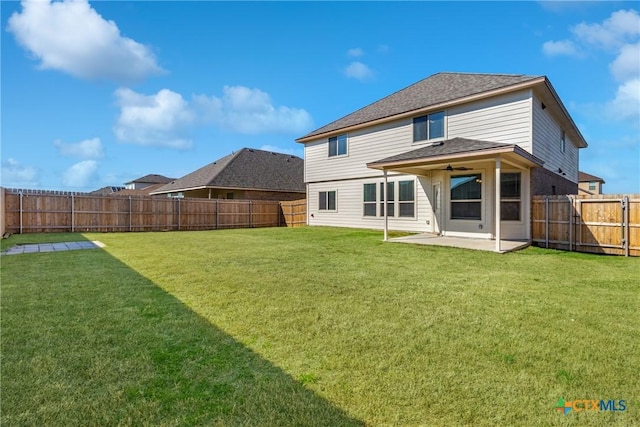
top-left (436, 164), bottom-right (471, 171)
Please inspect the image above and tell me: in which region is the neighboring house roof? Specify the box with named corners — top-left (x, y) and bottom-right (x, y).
top-left (124, 174), bottom-right (175, 185)
top-left (115, 183), bottom-right (168, 196)
top-left (367, 138), bottom-right (544, 169)
top-left (578, 171), bottom-right (605, 183)
top-left (296, 72), bottom-right (587, 149)
top-left (89, 186), bottom-right (125, 196)
top-left (151, 148), bottom-right (305, 194)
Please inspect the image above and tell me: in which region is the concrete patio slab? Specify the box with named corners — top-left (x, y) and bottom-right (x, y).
top-left (389, 233), bottom-right (529, 253)
top-left (1, 241), bottom-right (105, 256)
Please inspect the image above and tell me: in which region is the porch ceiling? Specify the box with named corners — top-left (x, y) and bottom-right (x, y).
top-left (367, 138), bottom-right (544, 174)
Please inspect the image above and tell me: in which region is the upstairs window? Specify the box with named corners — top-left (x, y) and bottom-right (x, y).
top-left (560, 130), bottom-right (566, 153)
top-left (413, 111), bottom-right (444, 142)
top-left (589, 182), bottom-right (596, 191)
top-left (329, 134), bottom-right (348, 157)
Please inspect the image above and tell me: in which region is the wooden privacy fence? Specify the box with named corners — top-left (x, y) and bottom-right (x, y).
top-left (279, 199), bottom-right (307, 228)
top-left (531, 194), bottom-right (640, 257)
top-left (2, 189), bottom-right (307, 233)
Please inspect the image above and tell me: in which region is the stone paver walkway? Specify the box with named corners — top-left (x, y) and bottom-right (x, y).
top-left (2, 241), bottom-right (105, 256)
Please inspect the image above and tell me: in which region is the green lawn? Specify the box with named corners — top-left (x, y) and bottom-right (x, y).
top-left (1, 227), bottom-right (638, 426)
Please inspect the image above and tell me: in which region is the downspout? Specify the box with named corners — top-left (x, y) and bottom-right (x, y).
top-left (495, 157), bottom-right (501, 253)
top-left (383, 170), bottom-right (388, 241)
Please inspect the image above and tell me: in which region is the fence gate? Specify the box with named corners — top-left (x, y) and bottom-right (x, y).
top-left (532, 195), bottom-right (638, 257)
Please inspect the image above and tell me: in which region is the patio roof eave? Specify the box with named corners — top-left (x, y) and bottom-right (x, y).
top-left (367, 145), bottom-right (544, 172)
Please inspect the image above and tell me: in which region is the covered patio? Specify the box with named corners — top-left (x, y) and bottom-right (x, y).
top-left (367, 138), bottom-right (544, 253)
top-left (388, 233), bottom-right (529, 253)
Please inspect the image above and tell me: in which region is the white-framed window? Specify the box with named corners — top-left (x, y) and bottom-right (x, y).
top-left (589, 182), bottom-right (596, 191)
top-left (328, 134), bottom-right (348, 157)
top-left (398, 180), bottom-right (415, 217)
top-left (363, 183), bottom-right (377, 216)
top-left (450, 174), bottom-right (482, 220)
top-left (362, 180), bottom-right (413, 218)
top-left (319, 191), bottom-right (336, 211)
top-left (380, 182), bottom-right (394, 217)
top-left (560, 130), bottom-right (566, 153)
top-left (413, 111), bottom-right (444, 142)
top-left (500, 172), bottom-right (521, 221)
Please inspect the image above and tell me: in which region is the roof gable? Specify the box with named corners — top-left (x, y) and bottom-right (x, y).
top-left (125, 174), bottom-right (175, 185)
top-left (298, 72), bottom-right (541, 140)
top-left (579, 171), bottom-right (605, 183)
top-left (152, 148), bottom-right (304, 194)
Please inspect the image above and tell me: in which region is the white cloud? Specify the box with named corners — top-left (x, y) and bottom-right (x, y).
top-left (543, 9), bottom-right (640, 124)
top-left (194, 86), bottom-right (313, 134)
top-left (609, 42), bottom-right (640, 82)
top-left (62, 160), bottom-right (98, 188)
top-left (259, 145), bottom-right (303, 157)
top-left (0, 158), bottom-right (39, 188)
top-left (542, 40), bottom-right (581, 57)
top-left (114, 85), bottom-right (313, 145)
top-left (7, 0), bottom-right (163, 82)
top-left (347, 48), bottom-right (364, 58)
top-left (54, 137), bottom-right (104, 159)
top-left (344, 61), bottom-right (373, 80)
top-left (572, 9), bottom-right (640, 50)
top-left (114, 88), bottom-right (194, 150)
top-left (606, 78), bottom-right (640, 124)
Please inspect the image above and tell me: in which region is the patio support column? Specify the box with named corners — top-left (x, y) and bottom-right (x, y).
top-left (383, 169), bottom-right (388, 241)
top-left (495, 156), bottom-right (501, 252)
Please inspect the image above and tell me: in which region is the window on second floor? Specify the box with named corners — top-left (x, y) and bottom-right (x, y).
top-left (560, 130), bottom-right (566, 153)
top-left (413, 111), bottom-right (444, 142)
top-left (328, 134), bottom-right (348, 157)
top-left (589, 182), bottom-right (596, 191)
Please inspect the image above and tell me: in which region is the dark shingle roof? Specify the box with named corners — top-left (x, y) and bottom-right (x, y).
top-left (298, 72), bottom-right (541, 140)
top-left (579, 171), bottom-right (605, 183)
top-left (88, 186), bottom-right (125, 196)
top-left (124, 174), bottom-right (175, 185)
top-left (152, 148), bottom-right (304, 194)
top-left (368, 138), bottom-right (543, 168)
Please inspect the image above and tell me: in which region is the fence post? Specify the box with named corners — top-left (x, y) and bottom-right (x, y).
top-left (249, 200), bottom-right (252, 228)
top-left (545, 197), bottom-right (549, 248)
top-left (568, 196), bottom-right (573, 252)
top-left (623, 196), bottom-right (629, 257)
top-left (71, 194), bottom-right (75, 232)
top-left (128, 197), bottom-right (132, 232)
top-left (178, 198), bottom-right (181, 231)
top-left (216, 199), bottom-right (219, 229)
top-left (19, 191), bottom-right (23, 234)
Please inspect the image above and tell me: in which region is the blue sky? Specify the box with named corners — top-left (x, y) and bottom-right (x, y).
top-left (1, 1), bottom-right (638, 194)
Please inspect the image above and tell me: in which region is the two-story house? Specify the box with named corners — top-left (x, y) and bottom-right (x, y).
top-left (296, 72), bottom-right (587, 246)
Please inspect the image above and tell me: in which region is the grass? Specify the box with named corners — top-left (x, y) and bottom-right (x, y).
top-left (1, 227), bottom-right (638, 426)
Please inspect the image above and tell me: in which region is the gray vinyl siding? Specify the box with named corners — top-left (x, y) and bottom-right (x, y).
top-left (307, 177), bottom-right (432, 232)
top-left (532, 95), bottom-right (579, 183)
top-left (447, 90), bottom-right (532, 151)
top-left (305, 91), bottom-right (534, 184)
top-left (304, 119), bottom-right (413, 183)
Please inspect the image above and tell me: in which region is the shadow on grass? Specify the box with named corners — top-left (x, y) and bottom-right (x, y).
top-left (1, 246), bottom-right (363, 426)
